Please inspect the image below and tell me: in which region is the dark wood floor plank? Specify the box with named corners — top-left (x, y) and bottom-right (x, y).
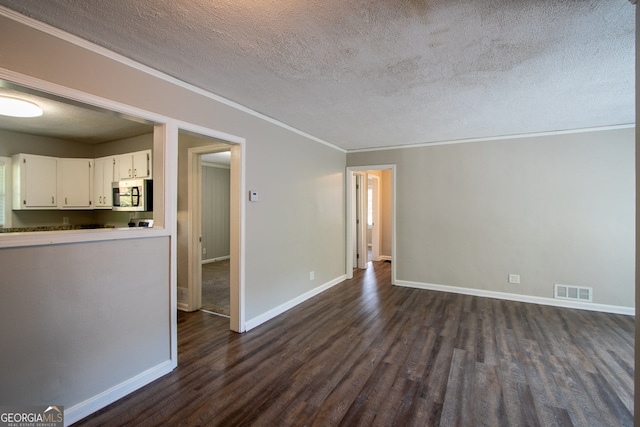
top-left (73, 261), bottom-right (635, 426)
top-left (474, 362), bottom-right (509, 427)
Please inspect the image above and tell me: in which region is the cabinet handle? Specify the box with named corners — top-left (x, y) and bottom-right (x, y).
top-left (129, 168), bottom-right (132, 177)
top-left (134, 168), bottom-right (137, 177)
top-left (65, 197), bottom-right (68, 205)
top-left (51, 196), bottom-right (55, 204)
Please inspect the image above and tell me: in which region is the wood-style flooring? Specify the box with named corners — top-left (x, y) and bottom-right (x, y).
top-left (201, 259), bottom-right (231, 316)
top-left (74, 261), bottom-right (634, 426)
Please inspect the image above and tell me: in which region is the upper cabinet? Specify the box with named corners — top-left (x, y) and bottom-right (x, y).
top-left (94, 156), bottom-right (116, 209)
top-left (12, 153), bottom-right (57, 209)
top-left (12, 149), bottom-right (151, 211)
top-left (115, 150), bottom-right (152, 180)
top-left (58, 158), bottom-right (93, 209)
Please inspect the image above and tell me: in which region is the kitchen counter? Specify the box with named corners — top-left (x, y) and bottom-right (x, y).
top-left (0, 224), bottom-right (114, 233)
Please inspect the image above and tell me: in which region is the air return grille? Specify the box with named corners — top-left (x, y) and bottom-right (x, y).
top-left (554, 284), bottom-right (592, 303)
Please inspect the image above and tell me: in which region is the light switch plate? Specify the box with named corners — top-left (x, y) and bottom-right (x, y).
top-left (249, 190), bottom-right (258, 202)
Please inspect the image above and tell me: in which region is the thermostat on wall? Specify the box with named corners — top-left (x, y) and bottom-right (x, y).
top-left (249, 190), bottom-right (258, 202)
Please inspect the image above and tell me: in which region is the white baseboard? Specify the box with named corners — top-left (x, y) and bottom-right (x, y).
top-left (395, 280), bottom-right (634, 316)
top-left (378, 255), bottom-right (392, 262)
top-left (64, 360), bottom-right (175, 426)
top-left (202, 255), bottom-right (230, 264)
top-left (245, 274), bottom-right (347, 331)
top-left (177, 301), bottom-right (190, 312)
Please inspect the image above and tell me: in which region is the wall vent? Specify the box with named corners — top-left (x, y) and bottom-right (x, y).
top-left (554, 284), bottom-right (592, 303)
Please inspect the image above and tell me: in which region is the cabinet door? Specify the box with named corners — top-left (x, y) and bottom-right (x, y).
top-left (58, 159), bottom-right (93, 208)
top-left (21, 154), bottom-right (57, 208)
top-left (94, 157), bottom-right (115, 208)
top-left (94, 157), bottom-right (105, 207)
top-left (116, 154), bottom-right (133, 180)
top-left (132, 150), bottom-right (151, 178)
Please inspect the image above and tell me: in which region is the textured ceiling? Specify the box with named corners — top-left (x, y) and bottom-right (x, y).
top-left (0, 0), bottom-right (634, 150)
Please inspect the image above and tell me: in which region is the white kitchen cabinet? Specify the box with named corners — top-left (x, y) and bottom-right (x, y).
top-left (115, 150), bottom-right (152, 180)
top-left (12, 153), bottom-right (57, 209)
top-left (58, 158), bottom-right (93, 209)
top-left (94, 156), bottom-right (116, 208)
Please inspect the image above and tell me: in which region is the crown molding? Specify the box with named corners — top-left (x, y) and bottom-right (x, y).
top-left (347, 124), bottom-right (636, 153)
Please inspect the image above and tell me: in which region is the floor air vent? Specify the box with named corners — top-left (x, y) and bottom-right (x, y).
top-left (554, 284), bottom-right (592, 303)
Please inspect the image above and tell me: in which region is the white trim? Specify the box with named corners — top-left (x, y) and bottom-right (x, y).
top-left (395, 280), bottom-right (635, 316)
top-left (202, 162), bottom-right (231, 170)
top-left (64, 360), bottom-right (174, 426)
top-left (202, 255), bottom-right (231, 264)
top-left (177, 301), bottom-right (190, 312)
top-left (347, 124), bottom-right (636, 153)
top-left (245, 274), bottom-right (347, 331)
top-left (0, 6), bottom-right (345, 154)
top-left (379, 255), bottom-right (393, 262)
top-left (230, 141), bottom-right (246, 332)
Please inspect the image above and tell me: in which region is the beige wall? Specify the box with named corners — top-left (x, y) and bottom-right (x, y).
top-left (348, 128), bottom-right (635, 308)
top-left (0, 11), bottom-right (346, 419)
top-left (0, 128), bottom-right (95, 158)
top-left (0, 236), bottom-right (170, 406)
top-left (92, 133), bottom-right (153, 157)
top-left (202, 164), bottom-right (230, 260)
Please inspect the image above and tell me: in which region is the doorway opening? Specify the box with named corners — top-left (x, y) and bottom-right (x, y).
top-left (200, 151), bottom-right (231, 317)
top-left (177, 128), bottom-right (245, 332)
top-left (346, 165), bottom-right (396, 283)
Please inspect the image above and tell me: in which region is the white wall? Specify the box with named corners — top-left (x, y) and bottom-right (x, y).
top-left (0, 10), bottom-right (346, 423)
top-left (348, 128), bottom-right (635, 309)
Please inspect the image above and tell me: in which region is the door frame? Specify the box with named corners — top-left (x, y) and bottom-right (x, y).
top-left (187, 145), bottom-right (231, 312)
top-left (182, 127), bottom-right (246, 333)
top-left (354, 172), bottom-right (367, 269)
top-left (369, 174), bottom-right (381, 262)
top-left (346, 165), bottom-right (396, 284)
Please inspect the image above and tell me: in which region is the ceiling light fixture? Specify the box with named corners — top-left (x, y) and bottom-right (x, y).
top-left (0, 96), bottom-right (43, 117)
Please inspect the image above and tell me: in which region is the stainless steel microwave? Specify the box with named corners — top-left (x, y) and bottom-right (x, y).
top-left (112, 179), bottom-right (153, 211)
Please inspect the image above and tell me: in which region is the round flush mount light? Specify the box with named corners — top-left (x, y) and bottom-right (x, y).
top-left (0, 96), bottom-right (43, 117)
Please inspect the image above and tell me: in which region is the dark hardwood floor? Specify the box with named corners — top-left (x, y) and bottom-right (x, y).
top-left (74, 261), bottom-right (634, 426)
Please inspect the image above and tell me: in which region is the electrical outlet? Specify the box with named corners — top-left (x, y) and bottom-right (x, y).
top-left (508, 274), bottom-right (520, 284)
top-left (62, 217), bottom-right (69, 225)
top-left (202, 247), bottom-right (207, 255)
top-left (310, 271), bottom-right (315, 281)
